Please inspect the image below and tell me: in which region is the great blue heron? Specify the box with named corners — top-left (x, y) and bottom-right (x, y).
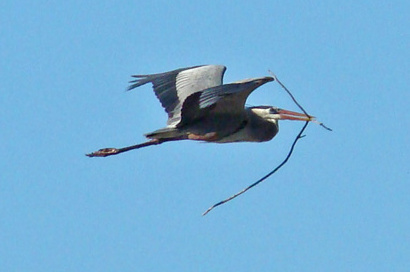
top-left (87, 65), bottom-right (314, 157)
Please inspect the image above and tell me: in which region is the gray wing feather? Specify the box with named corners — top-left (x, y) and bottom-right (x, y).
top-left (198, 84), bottom-right (243, 109)
top-left (178, 80), bottom-right (259, 126)
top-left (198, 77), bottom-right (273, 111)
top-left (198, 81), bottom-right (256, 111)
top-left (128, 65), bottom-right (226, 126)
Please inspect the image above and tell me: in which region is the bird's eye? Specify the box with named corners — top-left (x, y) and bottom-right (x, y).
top-left (269, 108), bottom-right (279, 114)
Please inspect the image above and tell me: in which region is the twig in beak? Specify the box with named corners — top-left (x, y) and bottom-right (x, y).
top-left (269, 71), bottom-right (332, 131)
top-left (203, 72), bottom-right (332, 216)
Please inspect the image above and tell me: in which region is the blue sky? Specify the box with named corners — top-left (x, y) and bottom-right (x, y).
top-left (1, 1), bottom-right (409, 271)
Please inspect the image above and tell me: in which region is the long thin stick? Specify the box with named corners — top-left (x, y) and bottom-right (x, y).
top-left (271, 71), bottom-right (332, 132)
top-left (203, 73), bottom-right (312, 216)
top-left (269, 71), bottom-right (310, 117)
top-left (203, 121), bottom-right (308, 216)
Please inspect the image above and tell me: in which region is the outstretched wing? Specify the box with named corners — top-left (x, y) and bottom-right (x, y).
top-left (128, 65), bottom-right (227, 126)
top-left (179, 77), bottom-right (274, 126)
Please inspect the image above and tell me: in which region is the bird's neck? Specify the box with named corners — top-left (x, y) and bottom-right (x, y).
top-left (245, 109), bottom-right (279, 142)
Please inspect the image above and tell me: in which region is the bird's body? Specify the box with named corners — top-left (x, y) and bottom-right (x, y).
top-left (87, 65), bottom-right (312, 157)
top-left (145, 106), bottom-right (279, 143)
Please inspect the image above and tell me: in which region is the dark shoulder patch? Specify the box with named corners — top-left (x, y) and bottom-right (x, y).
top-left (179, 92), bottom-right (214, 127)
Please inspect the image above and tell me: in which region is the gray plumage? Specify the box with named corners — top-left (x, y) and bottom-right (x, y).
top-left (87, 65), bottom-right (311, 157)
top-left (128, 65), bottom-right (276, 143)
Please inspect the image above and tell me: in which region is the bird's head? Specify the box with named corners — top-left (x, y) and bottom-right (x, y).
top-left (250, 106), bottom-right (314, 124)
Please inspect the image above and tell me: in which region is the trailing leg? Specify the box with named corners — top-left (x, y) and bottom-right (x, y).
top-left (86, 139), bottom-right (162, 157)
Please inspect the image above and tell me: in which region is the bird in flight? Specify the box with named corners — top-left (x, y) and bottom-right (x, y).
top-left (87, 65), bottom-right (314, 157)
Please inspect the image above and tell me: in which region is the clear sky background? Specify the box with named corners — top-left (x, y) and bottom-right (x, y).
top-left (1, 1), bottom-right (409, 271)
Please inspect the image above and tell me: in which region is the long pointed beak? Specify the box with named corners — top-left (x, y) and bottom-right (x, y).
top-left (277, 109), bottom-right (315, 121)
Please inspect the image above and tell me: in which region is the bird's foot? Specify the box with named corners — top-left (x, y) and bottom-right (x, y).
top-left (86, 148), bottom-right (119, 157)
